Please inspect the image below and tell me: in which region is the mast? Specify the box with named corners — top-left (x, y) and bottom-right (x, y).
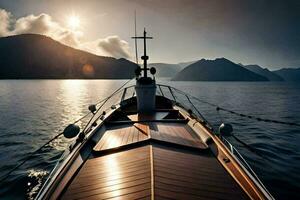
top-left (132, 28), bottom-right (156, 113)
top-left (132, 28), bottom-right (153, 78)
top-left (134, 11), bottom-right (138, 65)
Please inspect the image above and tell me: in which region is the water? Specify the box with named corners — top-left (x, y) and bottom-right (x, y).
top-left (0, 80), bottom-right (299, 199)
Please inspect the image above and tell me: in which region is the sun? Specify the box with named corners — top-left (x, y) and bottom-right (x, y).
top-left (67, 15), bottom-right (80, 29)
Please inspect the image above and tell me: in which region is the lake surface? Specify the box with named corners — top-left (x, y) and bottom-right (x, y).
top-left (0, 80), bottom-right (299, 199)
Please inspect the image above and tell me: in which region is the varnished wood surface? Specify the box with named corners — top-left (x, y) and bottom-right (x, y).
top-left (65, 110), bottom-right (253, 199)
top-left (53, 102), bottom-right (267, 200)
top-left (149, 123), bottom-right (207, 149)
top-left (176, 105), bottom-right (271, 199)
top-left (93, 124), bottom-right (149, 151)
top-left (61, 146), bottom-right (152, 200)
top-left (152, 146), bottom-right (249, 200)
top-left (61, 144), bottom-right (249, 200)
top-left (93, 123), bottom-right (207, 152)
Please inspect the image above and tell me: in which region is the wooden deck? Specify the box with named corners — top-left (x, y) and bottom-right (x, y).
top-left (61, 145), bottom-right (249, 200)
top-left (150, 123), bottom-right (206, 149)
top-left (93, 123), bottom-right (207, 152)
top-left (61, 146), bottom-right (151, 200)
top-left (153, 145), bottom-right (249, 200)
top-left (93, 124), bottom-right (149, 151)
top-left (59, 111), bottom-right (250, 199)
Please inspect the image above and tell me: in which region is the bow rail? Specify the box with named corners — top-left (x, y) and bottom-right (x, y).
top-left (36, 83), bottom-right (273, 200)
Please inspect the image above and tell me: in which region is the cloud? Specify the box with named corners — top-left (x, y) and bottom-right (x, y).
top-left (12, 12), bottom-right (82, 47)
top-left (0, 8), bottom-right (132, 59)
top-left (14, 14), bottom-right (52, 35)
top-left (78, 36), bottom-right (132, 59)
top-left (0, 9), bottom-right (81, 47)
top-left (57, 30), bottom-right (81, 47)
top-left (0, 8), bottom-right (11, 36)
top-left (98, 36), bottom-right (132, 59)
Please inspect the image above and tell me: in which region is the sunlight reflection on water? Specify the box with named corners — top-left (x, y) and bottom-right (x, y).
top-left (26, 169), bottom-right (48, 200)
top-left (60, 80), bottom-right (88, 123)
top-left (0, 80), bottom-right (299, 199)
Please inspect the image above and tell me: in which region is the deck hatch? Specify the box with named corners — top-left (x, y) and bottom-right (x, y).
top-left (93, 123), bottom-right (207, 152)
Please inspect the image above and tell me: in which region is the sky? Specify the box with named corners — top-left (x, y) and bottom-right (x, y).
top-left (0, 0), bottom-right (299, 69)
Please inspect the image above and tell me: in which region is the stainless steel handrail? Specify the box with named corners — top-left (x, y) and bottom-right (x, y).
top-left (84, 84), bottom-right (270, 190)
top-left (221, 137), bottom-right (274, 199)
top-left (156, 84), bottom-right (274, 199)
top-left (83, 85), bottom-right (136, 132)
top-left (156, 84), bottom-right (211, 126)
top-left (36, 85), bottom-right (136, 199)
top-left (36, 82), bottom-right (274, 200)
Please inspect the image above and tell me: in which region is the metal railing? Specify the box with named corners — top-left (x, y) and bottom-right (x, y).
top-left (82, 85), bottom-right (136, 133)
top-left (43, 83), bottom-right (273, 199)
top-left (221, 137), bottom-right (274, 199)
top-left (155, 84), bottom-right (274, 199)
top-left (83, 83), bottom-right (217, 134)
top-left (82, 83), bottom-right (214, 132)
top-left (156, 84), bottom-right (213, 128)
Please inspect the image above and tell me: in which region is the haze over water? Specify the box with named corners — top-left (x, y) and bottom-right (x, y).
top-left (0, 79), bottom-right (299, 199)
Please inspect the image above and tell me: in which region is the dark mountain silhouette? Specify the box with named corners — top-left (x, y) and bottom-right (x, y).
top-left (273, 68), bottom-right (300, 81)
top-left (178, 60), bottom-right (198, 68)
top-left (0, 34), bottom-right (138, 79)
top-left (148, 63), bottom-right (182, 77)
top-left (243, 64), bottom-right (284, 81)
top-left (172, 58), bottom-right (268, 81)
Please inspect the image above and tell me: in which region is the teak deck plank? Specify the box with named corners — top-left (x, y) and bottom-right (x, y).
top-left (93, 122), bottom-right (207, 152)
top-left (107, 190), bottom-right (151, 200)
top-left (93, 125), bottom-right (149, 151)
top-left (152, 146), bottom-right (249, 200)
top-left (54, 98), bottom-right (262, 200)
top-left (61, 144), bottom-right (250, 200)
top-left (79, 183), bottom-right (151, 200)
top-left (64, 178), bottom-right (151, 199)
top-left (61, 146), bottom-right (151, 200)
top-left (69, 171), bottom-right (150, 192)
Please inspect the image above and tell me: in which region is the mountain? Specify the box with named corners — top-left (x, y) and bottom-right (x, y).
top-left (243, 65), bottom-right (284, 81)
top-left (273, 68), bottom-right (300, 81)
top-left (172, 58), bottom-right (269, 81)
top-left (178, 60), bottom-right (198, 68)
top-left (148, 63), bottom-right (182, 77)
top-left (0, 34), bottom-right (138, 79)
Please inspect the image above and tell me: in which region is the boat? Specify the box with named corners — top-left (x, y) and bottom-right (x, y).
top-left (35, 29), bottom-right (274, 200)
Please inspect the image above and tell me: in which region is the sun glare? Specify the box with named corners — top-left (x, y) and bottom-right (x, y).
top-left (68, 15), bottom-right (80, 29)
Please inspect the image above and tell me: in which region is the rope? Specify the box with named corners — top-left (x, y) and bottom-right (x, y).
top-left (73, 112), bottom-right (92, 124)
top-left (0, 132), bottom-right (63, 183)
top-left (168, 86), bottom-right (300, 127)
top-left (74, 78), bottom-right (135, 126)
top-left (2, 80), bottom-right (297, 185)
top-left (216, 107), bottom-right (300, 127)
top-left (0, 78), bottom-right (135, 184)
top-left (95, 78), bottom-right (135, 105)
top-left (231, 135), bottom-right (267, 159)
top-left (82, 78), bottom-right (135, 133)
top-left (0, 109), bottom-right (95, 184)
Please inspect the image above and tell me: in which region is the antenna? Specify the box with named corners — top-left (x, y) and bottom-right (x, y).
top-left (134, 11), bottom-right (139, 65)
top-left (132, 28), bottom-right (153, 78)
